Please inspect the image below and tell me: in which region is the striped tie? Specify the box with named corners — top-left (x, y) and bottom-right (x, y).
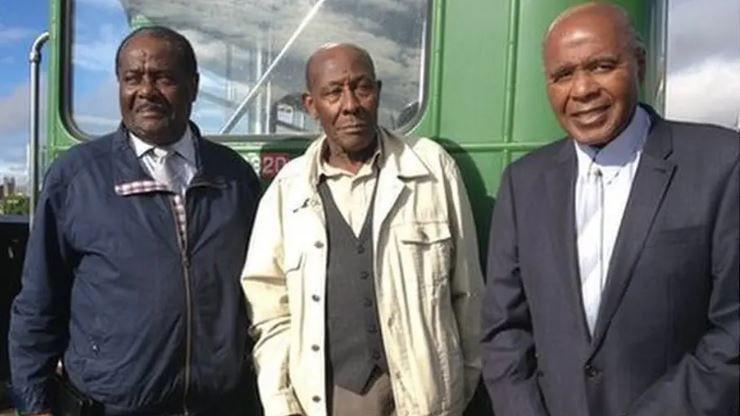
top-left (577, 164), bottom-right (604, 336)
top-left (164, 152), bottom-right (187, 196)
top-left (151, 148), bottom-right (186, 195)
top-left (151, 148), bottom-right (188, 247)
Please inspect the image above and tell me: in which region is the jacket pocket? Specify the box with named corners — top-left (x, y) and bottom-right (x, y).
top-left (284, 249), bottom-right (304, 275)
top-left (644, 225), bottom-right (705, 248)
top-left (399, 222), bottom-right (452, 244)
top-left (283, 250), bottom-right (306, 316)
top-left (397, 222), bottom-right (453, 288)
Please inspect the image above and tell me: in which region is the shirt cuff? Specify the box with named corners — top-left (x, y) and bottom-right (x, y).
top-left (262, 389), bottom-right (304, 416)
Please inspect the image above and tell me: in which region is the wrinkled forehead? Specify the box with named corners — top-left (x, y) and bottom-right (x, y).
top-left (120, 35), bottom-right (180, 66)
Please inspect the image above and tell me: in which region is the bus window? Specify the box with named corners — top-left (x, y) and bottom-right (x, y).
top-left (67, 0), bottom-right (429, 139)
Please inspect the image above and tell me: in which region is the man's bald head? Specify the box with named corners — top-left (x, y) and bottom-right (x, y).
top-left (544, 2), bottom-right (645, 56)
top-left (301, 43), bottom-right (381, 160)
top-left (305, 43), bottom-right (376, 91)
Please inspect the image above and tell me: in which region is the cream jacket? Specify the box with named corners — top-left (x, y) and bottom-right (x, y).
top-left (242, 129), bottom-right (483, 416)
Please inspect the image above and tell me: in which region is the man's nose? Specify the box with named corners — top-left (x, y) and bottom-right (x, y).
top-left (137, 77), bottom-right (158, 99)
top-left (340, 88), bottom-right (360, 114)
top-left (570, 70), bottom-right (599, 101)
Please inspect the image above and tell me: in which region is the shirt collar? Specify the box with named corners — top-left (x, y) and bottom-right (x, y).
top-left (574, 106), bottom-right (651, 182)
top-left (129, 126), bottom-right (196, 165)
top-left (316, 129), bottom-right (384, 179)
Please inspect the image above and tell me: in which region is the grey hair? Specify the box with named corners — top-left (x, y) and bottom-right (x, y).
top-left (115, 26), bottom-right (198, 78)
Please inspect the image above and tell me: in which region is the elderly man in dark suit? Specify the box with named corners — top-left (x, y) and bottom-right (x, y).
top-left (482, 3), bottom-right (739, 416)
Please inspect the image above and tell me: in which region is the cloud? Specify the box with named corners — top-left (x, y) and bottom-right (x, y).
top-left (0, 84), bottom-right (31, 186)
top-left (73, 23), bottom-right (128, 72)
top-left (0, 25), bottom-right (34, 45)
top-left (0, 141), bottom-right (27, 166)
top-left (666, 58), bottom-right (740, 129)
top-left (0, 160), bottom-right (28, 188)
top-left (0, 83), bottom-right (29, 137)
top-left (3, 162), bottom-right (27, 175)
top-left (116, 0), bottom-right (426, 133)
top-left (63, 0), bottom-right (426, 136)
top-left (668, 0), bottom-right (740, 72)
top-left (0, 76), bottom-right (50, 187)
top-left (0, 128), bottom-right (29, 188)
top-left (72, 75), bottom-right (121, 135)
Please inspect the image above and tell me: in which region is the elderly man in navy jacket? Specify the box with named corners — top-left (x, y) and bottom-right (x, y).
top-left (9, 27), bottom-right (260, 415)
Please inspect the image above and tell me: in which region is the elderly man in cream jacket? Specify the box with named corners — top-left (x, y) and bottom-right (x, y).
top-left (242, 43), bottom-right (483, 416)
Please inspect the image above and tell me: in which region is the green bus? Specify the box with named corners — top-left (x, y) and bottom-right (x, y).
top-left (32, 0), bottom-right (666, 247)
top-left (9, 0), bottom-right (667, 412)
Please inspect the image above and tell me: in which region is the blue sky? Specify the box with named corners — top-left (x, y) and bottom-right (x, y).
top-left (0, 1), bottom-right (48, 186)
top-left (0, 0), bottom-right (738, 189)
top-left (0, 2), bottom-right (46, 94)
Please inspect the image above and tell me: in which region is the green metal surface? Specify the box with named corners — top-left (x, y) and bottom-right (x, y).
top-left (43, 0), bottom-right (655, 250)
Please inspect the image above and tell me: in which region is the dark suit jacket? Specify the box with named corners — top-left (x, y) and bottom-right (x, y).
top-left (482, 107), bottom-right (739, 416)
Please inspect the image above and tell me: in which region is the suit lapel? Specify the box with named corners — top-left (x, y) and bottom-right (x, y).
top-left (589, 113), bottom-right (676, 353)
top-left (544, 141), bottom-right (592, 344)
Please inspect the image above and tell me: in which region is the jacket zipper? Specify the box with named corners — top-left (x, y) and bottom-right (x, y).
top-left (167, 195), bottom-right (192, 416)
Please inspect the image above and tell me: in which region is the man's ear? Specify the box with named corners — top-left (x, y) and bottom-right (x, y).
top-left (635, 47), bottom-right (646, 83)
top-left (190, 72), bottom-right (200, 103)
top-left (376, 79), bottom-right (382, 95)
top-left (302, 92), bottom-right (318, 119)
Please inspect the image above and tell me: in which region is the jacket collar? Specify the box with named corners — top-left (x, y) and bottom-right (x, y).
top-left (113, 121), bottom-right (225, 196)
top-left (553, 104), bottom-right (671, 164)
top-left (129, 125), bottom-right (197, 166)
top-left (381, 127), bottom-right (430, 179)
top-left (286, 127), bottom-right (430, 212)
top-left (573, 106), bottom-right (651, 185)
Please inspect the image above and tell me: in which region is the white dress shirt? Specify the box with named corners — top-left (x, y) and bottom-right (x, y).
top-left (129, 127), bottom-right (197, 196)
top-left (574, 106), bottom-right (651, 334)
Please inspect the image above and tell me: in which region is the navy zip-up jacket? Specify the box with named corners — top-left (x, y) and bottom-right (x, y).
top-left (9, 124), bottom-right (260, 415)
